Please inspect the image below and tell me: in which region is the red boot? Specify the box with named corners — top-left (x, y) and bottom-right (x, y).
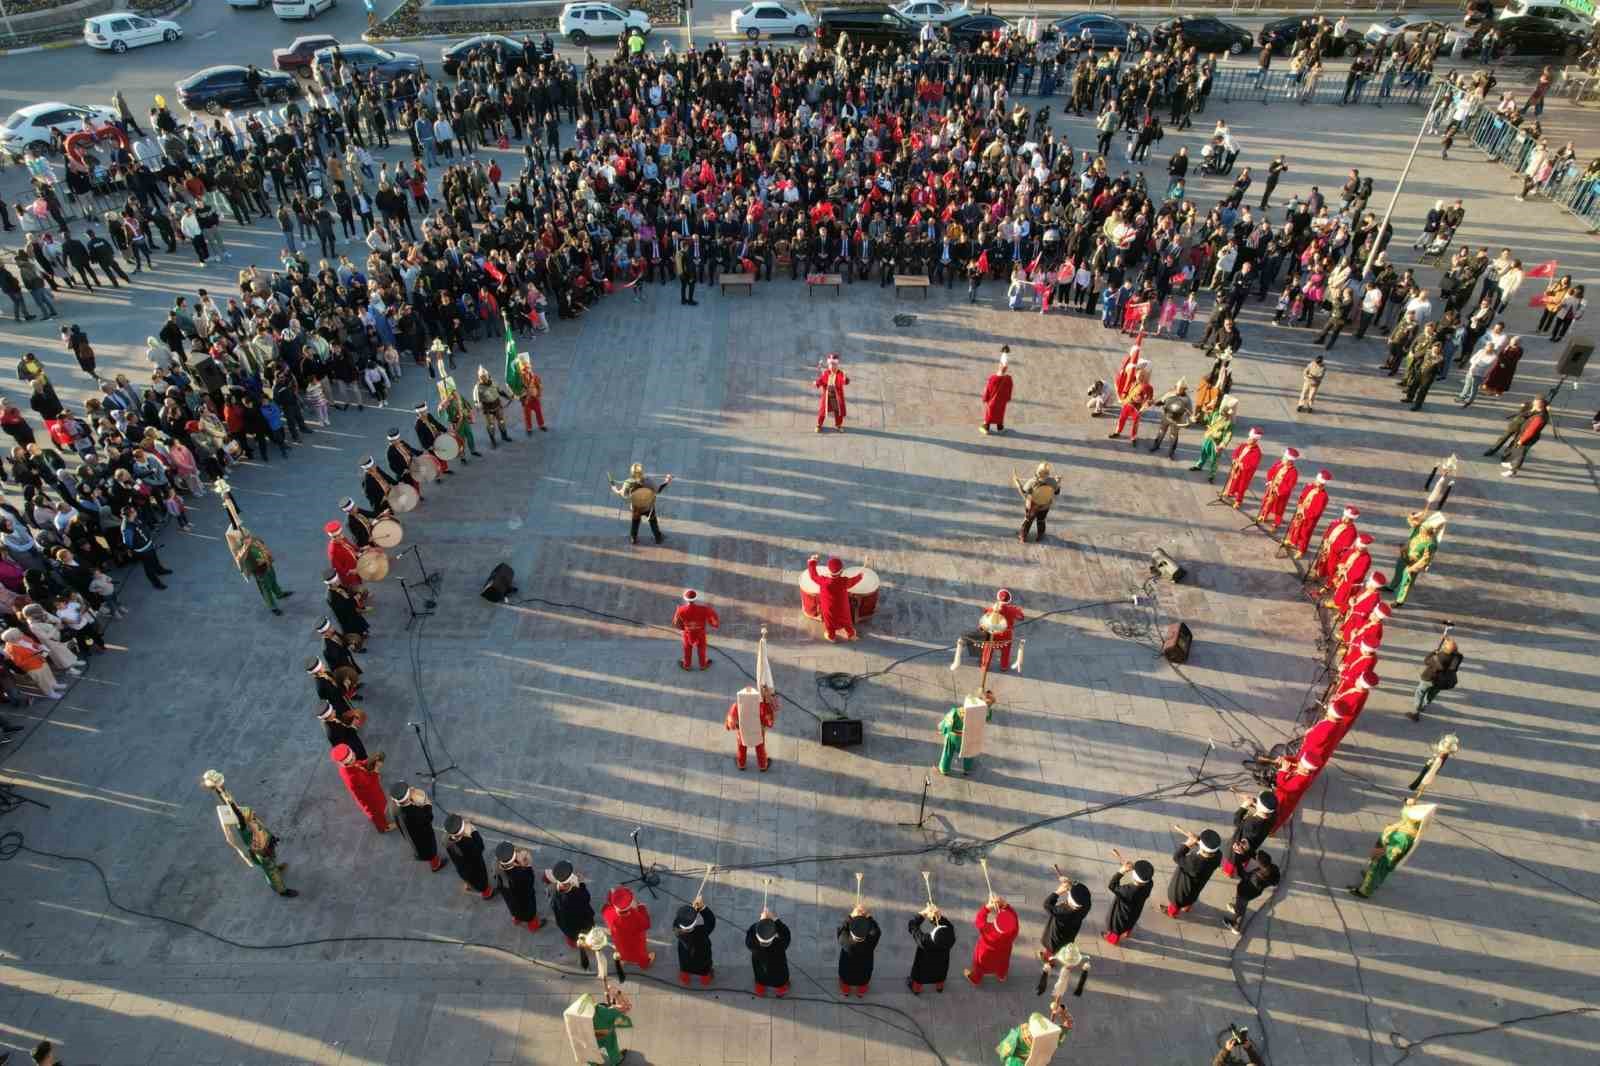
top-left (480, 886), bottom-right (495, 900)
top-left (1165, 903), bottom-right (1180, 918)
top-left (679, 972), bottom-right (691, 986)
top-left (1103, 931), bottom-right (1121, 945)
top-left (774, 984), bottom-right (789, 997)
top-left (699, 972), bottom-right (713, 986)
top-left (429, 856), bottom-right (446, 872)
top-left (755, 983), bottom-right (767, 997)
top-left (527, 917), bottom-right (542, 932)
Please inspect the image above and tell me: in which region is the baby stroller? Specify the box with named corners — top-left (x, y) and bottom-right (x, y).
top-left (1417, 224), bottom-right (1455, 267)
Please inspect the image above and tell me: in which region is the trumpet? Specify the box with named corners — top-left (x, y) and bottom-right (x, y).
top-left (980, 856), bottom-right (996, 901)
top-left (853, 871), bottom-right (864, 913)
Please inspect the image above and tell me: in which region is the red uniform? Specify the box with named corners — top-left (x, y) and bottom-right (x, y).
top-left (601, 888), bottom-right (653, 968)
top-left (1329, 548), bottom-right (1374, 611)
top-left (327, 531), bottom-right (362, 590)
top-left (1113, 380), bottom-right (1153, 440)
top-left (1270, 763), bottom-right (1321, 833)
top-left (981, 371), bottom-right (1013, 430)
top-left (1255, 458), bottom-right (1299, 531)
top-left (1283, 482), bottom-right (1329, 555)
top-left (724, 694), bottom-right (776, 770)
top-left (1340, 614), bottom-right (1385, 655)
top-left (1328, 675), bottom-right (1377, 740)
top-left (1299, 716), bottom-right (1346, 765)
top-left (815, 366), bottom-right (849, 429)
top-left (1338, 651), bottom-right (1380, 692)
top-left (1313, 517), bottom-right (1359, 583)
top-left (517, 368), bottom-right (546, 432)
top-left (808, 558), bottom-right (864, 641)
top-left (980, 601), bottom-right (1025, 671)
top-left (1220, 439), bottom-right (1263, 507)
top-left (1114, 340), bottom-right (1146, 397)
top-left (330, 745), bottom-right (389, 831)
top-left (672, 598), bottom-right (720, 669)
top-left (966, 902), bottom-right (1019, 983)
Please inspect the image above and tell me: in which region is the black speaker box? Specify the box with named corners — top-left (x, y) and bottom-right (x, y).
top-left (1162, 622), bottom-right (1194, 664)
top-left (820, 718), bottom-right (863, 748)
top-left (1555, 339), bottom-right (1592, 378)
top-left (481, 563), bottom-right (517, 602)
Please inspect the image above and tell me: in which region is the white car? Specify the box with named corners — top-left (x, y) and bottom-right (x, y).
top-left (83, 13), bottom-right (183, 53)
top-left (1499, 0), bottom-right (1594, 28)
top-left (272, 0), bottom-right (337, 20)
top-left (0, 102), bottom-right (119, 162)
top-left (892, 1), bottom-right (970, 24)
top-left (225, 0), bottom-right (266, 8)
top-left (730, 3), bottom-right (814, 39)
top-left (1364, 15), bottom-right (1459, 51)
top-left (558, 2), bottom-right (651, 43)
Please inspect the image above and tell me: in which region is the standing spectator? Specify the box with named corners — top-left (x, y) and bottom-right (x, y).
top-left (1494, 259), bottom-right (1524, 313)
top-left (1500, 395), bottom-right (1548, 477)
top-left (1410, 637), bottom-right (1463, 721)
top-left (120, 506), bottom-right (173, 589)
top-left (1457, 342), bottom-right (1498, 407)
top-left (1297, 355), bottom-right (1326, 413)
top-left (179, 206), bottom-right (209, 264)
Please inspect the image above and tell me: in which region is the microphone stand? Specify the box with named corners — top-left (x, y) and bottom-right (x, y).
top-left (620, 827), bottom-right (663, 898)
top-left (410, 720), bottom-right (456, 783)
top-left (399, 577), bottom-right (436, 629)
top-left (898, 773), bottom-right (933, 829)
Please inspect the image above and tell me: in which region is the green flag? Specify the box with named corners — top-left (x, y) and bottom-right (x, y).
top-left (503, 316), bottom-right (524, 397)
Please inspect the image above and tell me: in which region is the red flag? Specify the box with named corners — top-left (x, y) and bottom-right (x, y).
top-left (976, 250), bottom-right (990, 275)
top-left (1528, 292), bottom-right (1547, 308)
top-left (1526, 259), bottom-right (1558, 279)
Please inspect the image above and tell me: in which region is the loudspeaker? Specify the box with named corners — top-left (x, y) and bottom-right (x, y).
top-left (1162, 622), bottom-right (1193, 664)
top-left (480, 563), bottom-right (517, 603)
top-left (1150, 547), bottom-right (1186, 583)
top-left (820, 718), bottom-right (863, 748)
top-left (1555, 339), bottom-right (1593, 378)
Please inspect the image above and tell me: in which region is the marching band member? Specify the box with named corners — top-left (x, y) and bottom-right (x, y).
top-left (1299, 704), bottom-right (1349, 766)
top-left (328, 743), bottom-right (389, 833)
top-left (1224, 850), bottom-right (1280, 934)
top-left (1165, 829), bottom-right (1223, 918)
top-left (1106, 366), bottom-right (1154, 446)
top-left (324, 569), bottom-right (370, 647)
top-left (981, 348), bottom-right (1014, 434)
top-left (1102, 858), bottom-right (1154, 945)
top-left (807, 554), bottom-right (864, 642)
top-left (385, 429), bottom-right (428, 498)
top-left (494, 842), bottom-right (543, 931)
top-left (1339, 602), bottom-right (1390, 657)
top-left (1254, 447), bottom-right (1301, 532)
top-left (324, 521), bottom-right (366, 604)
top-left (443, 814), bottom-right (496, 900)
top-left (815, 352), bottom-right (849, 433)
top-left (747, 909), bottom-right (792, 997)
top-left (317, 617), bottom-right (363, 687)
top-left (439, 378), bottom-right (482, 459)
top-left (996, 1011), bottom-right (1067, 1066)
top-left (1270, 753), bottom-right (1322, 833)
top-left (965, 894), bottom-right (1020, 984)
top-left (360, 456), bottom-right (398, 510)
top-left (671, 589), bottom-right (719, 671)
top-left (317, 701), bottom-right (367, 761)
top-left (907, 904), bottom-right (956, 995)
top-left (979, 589), bottom-right (1025, 671)
top-left (1323, 534), bottom-right (1376, 610)
top-left (1114, 335), bottom-right (1149, 398)
top-left (609, 463), bottom-right (672, 545)
top-left (602, 887), bottom-right (655, 971)
top-left (1336, 570), bottom-right (1387, 631)
top-left (725, 684), bottom-right (777, 772)
top-left (674, 896), bottom-right (717, 986)
top-left (1349, 799), bottom-right (1437, 899)
top-left (544, 860), bottom-right (598, 967)
top-left (1219, 428), bottom-right (1264, 508)
top-left (474, 366), bottom-right (515, 447)
top-left (225, 523), bottom-right (292, 615)
top-left (511, 351), bottom-right (547, 434)
top-left (1223, 791), bottom-right (1277, 878)
top-left (1309, 506), bottom-right (1360, 585)
top-left (1328, 668), bottom-right (1380, 740)
top-left (1282, 470), bottom-right (1331, 557)
top-left (306, 655), bottom-right (357, 716)
top-left (836, 904), bottom-right (882, 998)
top-left (1015, 461), bottom-right (1061, 543)
top-left (1384, 511), bottom-right (1446, 608)
top-left (1036, 875), bottom-right (1090, 994)
top-left (340, 497), bottom-right (379, 548)
top-left (937, 691), bottom-right (996, 777)
top-left (412, 403), bottom-right (455, 474)
top-left (564, 981), bottom-right (634, 1066)
top-left (390, 783), bottom-right (447, 873)
top-left (1190, 395), bottom-right (1238, 483)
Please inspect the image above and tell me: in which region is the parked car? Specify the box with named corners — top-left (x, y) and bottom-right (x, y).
top-left (441, 34), bottom-right (534, 76)
top-left (272, 0), bottom-right (337, 20)
top-left (83, 12), bottom-right (183, 53)
top-left (1474, 14), bottom-right (1588, 56)
top-left (1257, 15), bottom-right (1362, 57)
top-left (892, 1), bottom-right (969, 24)
top-left (1364, 15), bottom-right (1459, 53)
top-left (557, 2), bottom-right (650, 43)
top-left (310, 44), bottom-right (425, 91)
top-left (272, 34), bottom-right (340, 77)
top-left (944, 12), bottom-right (1011, 46)
top-left (226, 0), bottom-right (267, 9)
top-left (730, 3), bottom-right (814, 39)
top-left (1046, 13), bottom-right (1149, 52)
top-left (0, 102), bottom-right (119, 162)
top-left (176, 65), bottom-right (300, 114)
top-left (1499, 0), bottom-right (1594, 30)
top-left (816, 6), bottom-right (919, 48)
top-left (1153, 15), bottom-right (1253, 55)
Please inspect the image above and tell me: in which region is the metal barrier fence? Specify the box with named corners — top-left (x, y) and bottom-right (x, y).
top-left (1438, 86), bottom-right (1600, 231)
top-left (1210, 64), bottom-right (1436, 107)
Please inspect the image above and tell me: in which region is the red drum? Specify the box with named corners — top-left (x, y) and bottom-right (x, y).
top-left (798, 569), bottom-right (821, 620)
top-left (845, 566), bottom-right (880, 621)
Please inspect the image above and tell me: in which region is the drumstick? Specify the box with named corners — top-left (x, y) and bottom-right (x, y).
top-left (762, 877), bottom-right (772, 915)
top-left (694, 865), bottom-right (715, 901)
top-left (1171, 823), bottom-right (1193, 839)
top-left (854, 871), bottom-right (864, 911)
top-left (1111, 847), bottom-right (1127, 865)
top-left (922, 870), bottom-right (934, 909)
top-left (979, 857), bottom-right (995, 899)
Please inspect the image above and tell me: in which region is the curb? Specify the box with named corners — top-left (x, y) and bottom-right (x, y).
top-left (0, 0), bottom-right (191, 57)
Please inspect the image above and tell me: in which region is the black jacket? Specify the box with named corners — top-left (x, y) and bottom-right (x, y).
top-left (1420, 648), bottom-right (1462, 689)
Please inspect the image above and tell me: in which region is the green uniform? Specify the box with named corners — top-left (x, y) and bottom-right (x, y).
top-left (590, 1003), bottom-right (632, 1065)
top-left (1353, 825), bottom-right (1417, 897)
top-left (227, 805), bottom-right (289, 895)
top-left (996, 1025), bottom-right (1030, 1066)
top-left (1384, 529), bottom-right (1436, 605)
top-left (441, 393), bottom-right (478, 455)
top-left (1190, 410), bottom-right (1235, 479)
top-left (938, 702), bottom-right (992, 776)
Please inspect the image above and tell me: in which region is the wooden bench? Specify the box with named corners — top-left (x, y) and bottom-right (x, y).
top-left (806, 273), bottom-right (843, 298)
top-left (719, 272), bottom-right (755, 296)
top-left (894, 274), bottom-right (930, 299)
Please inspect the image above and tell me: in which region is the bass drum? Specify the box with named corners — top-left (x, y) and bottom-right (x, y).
top-left (370, 516), bottom-right (403, 548)
top-left (431, 433), bottom-right (461, 461)
top-left (409, 454), bottom-right (439, 483)
top-left (356, 547), bottom-right (390, 581)
top-left (386, 482), bottom-right (420, 513)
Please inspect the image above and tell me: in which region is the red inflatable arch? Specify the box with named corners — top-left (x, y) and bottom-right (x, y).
top-left (65, 124), bottom-right (131, 169)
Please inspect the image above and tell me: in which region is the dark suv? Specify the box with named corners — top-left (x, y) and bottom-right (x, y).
top-left (816, 6), bottom-right (918, 48)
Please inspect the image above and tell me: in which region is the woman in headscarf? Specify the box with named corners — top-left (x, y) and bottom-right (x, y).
top-left (1480, 335), bottom-right (1523, 396)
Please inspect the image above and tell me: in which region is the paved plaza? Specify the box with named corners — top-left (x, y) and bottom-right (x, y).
top-left (1, 8), bottom-right (1599, 1064)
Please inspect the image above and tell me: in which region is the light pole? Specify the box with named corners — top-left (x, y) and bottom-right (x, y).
top-left (1363, 82), bottom-right (1447, 279)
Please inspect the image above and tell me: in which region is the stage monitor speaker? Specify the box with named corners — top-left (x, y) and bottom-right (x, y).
top-left (1555, 339), bottom-right (1592, 378)
top-left (820, 718), bottom-right (863, 748)
top-left (1163, 622), bottom-right (1194, 664)
top-left (481, 563), bottom-right (517, 603)
top-left (1150, 547), bottom-right (1186, 583)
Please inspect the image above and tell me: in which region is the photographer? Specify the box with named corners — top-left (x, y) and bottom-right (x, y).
top-left (1410, 635), bottom-right (1462, 722)
top-left (1213, 1026), bottom-right (1263, 1066)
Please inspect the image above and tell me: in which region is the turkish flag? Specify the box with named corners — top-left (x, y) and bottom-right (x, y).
top-left (1526, 259), bottom-right (1559, 279)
